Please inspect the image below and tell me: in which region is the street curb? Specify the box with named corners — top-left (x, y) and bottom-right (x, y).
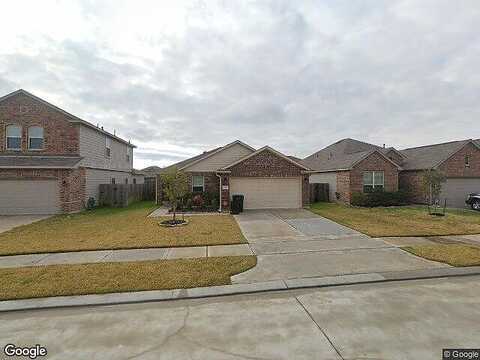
top-left (1, 266), bottom-right (480, 313)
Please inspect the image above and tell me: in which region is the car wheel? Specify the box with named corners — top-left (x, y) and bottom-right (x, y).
top-left (472, 200), bottom-right (480, 211)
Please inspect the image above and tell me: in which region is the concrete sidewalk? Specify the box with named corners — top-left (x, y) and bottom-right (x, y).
top-left (0, 244), bottom-right (253, 268)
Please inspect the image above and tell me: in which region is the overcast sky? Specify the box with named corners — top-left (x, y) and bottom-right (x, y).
top-left (1, 0), bottom-right (479, 169)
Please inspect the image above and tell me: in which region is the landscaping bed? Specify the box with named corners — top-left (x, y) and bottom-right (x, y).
top-left (310, 202), bottom-right (480, 237)
top-left (0, 256), bottom-right (257, 301)
top-left (0, 201), bottom-right (247, 256)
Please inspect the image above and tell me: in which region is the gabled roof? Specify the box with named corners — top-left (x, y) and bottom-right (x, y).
top-left (0, 155), bottom-right (83, 169)
top-left (303, 138), bottom-right (395, 172)
top-left (0, 89), bottom-right (135, 148)
top-left (141, 166), bottom-right (163, 176)
top-left (158, 140), bottom-right (255, 174)
top-left (399, 139), bottom-right (480, 170)
top-left (221, 145), bottom-right (311, 171)
top-left (179, 140), bottom-right (255, 171)
top-left (159, 147), bottom-right (222, 173)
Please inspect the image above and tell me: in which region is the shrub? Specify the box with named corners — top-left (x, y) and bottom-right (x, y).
top-left (192, 194), bottom-right (205, 207)
top-left (203, 191), bottom-right (219, 208)
top-left (351, 190), bottom-right (409, 207)
top-left (86, 197), bottom-right (96, 210)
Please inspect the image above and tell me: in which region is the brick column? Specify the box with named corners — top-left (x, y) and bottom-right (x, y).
top-left (221, 175), bottom-right (230, 211)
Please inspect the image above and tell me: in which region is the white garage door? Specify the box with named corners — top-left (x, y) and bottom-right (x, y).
top-left (230, 177), bottom-right (302, 209)
top-left (440, 178), bottom-right (480, 209)
top-left (0, 180), bottom-right (60, 215)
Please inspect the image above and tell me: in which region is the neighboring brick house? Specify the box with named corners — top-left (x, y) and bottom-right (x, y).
top-left (304, 138), bottom-right (480, 208)
top-left (157, 140), bottom-right (311, 210)
top-left (0, 89), bottom-right (143, 214)
top-left (399, 139), bottom-right (480, 207)
top-left (303, 139), bottom-right (402, 203)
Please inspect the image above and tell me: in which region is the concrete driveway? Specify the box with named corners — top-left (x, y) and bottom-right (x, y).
top-left (233, 209), bottom-right (447, 283)
top-left (0, 215), bottom-right (51, 234)
top-left (1, 276), bottom-right (478, 359)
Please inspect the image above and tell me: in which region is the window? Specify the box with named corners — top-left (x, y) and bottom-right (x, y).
top-left (125, 178), bottom-right (128, 184)
top-left (465, 154), bottom-right (470, 168)
top-left (133, 178), bottom-right (137, 184)
top-left (28, 126), bottom-right (44, 150)
top-left (126, 147), bottom-right (131, 162)
top-left (111, 178), bottom-right (116, 184)
top-left (192, 175), bottom-right (204, 192)
top-left (105, 137), bottom-right (111, 157)
top-left (6, 125), bottom-right (21, 150)
top-left (363, 171), bottom-right (384, 193)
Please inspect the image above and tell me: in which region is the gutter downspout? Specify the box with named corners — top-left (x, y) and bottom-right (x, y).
top-left (216, 173), bottom-right (222, 212)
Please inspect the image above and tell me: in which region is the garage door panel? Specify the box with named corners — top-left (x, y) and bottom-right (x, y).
top-left (0, 180), bottom-right (60, 215)
top-left (230, 177), bottom-right (301, 209)
top-left (440, 178), bottom-right (480, 209)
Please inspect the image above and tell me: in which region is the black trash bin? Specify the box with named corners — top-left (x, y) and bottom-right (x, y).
top-left (237, 195), bottom-right (244, 212)
top-left (231, 194), bottom-right (244, 214)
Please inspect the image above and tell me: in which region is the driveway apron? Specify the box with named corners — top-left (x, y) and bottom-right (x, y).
top-left (232, 209), bottom-right (448, 284)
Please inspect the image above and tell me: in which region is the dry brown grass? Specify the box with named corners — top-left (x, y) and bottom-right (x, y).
top-left (0, 256), bottom-right (257, 300)
top-left (0, 202), bottom-right (246, 256)
top-left (310, 202), bottom-right (480, 237)
top-left (403, 244), bottom-right (480, 267)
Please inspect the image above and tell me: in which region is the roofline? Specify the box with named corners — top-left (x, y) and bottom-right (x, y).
top-left (433, 139), bottom-right (480, 169)
top-left (0, 89), bottom-right (136, 148)
top-left (400, 138), bottom-right (472, 151)
top-left (179, 140), bottom-right (256, 171)
top-left (221, 145), bottom-right (311, 171)
top-left (304, 138), bottom-right (382, 159)
top-left (384, 147), bottom-right (407, 159)
top-left (0, 166), bottom-right (78, 169)
top-left (349, 150), bottom-right (403, 170)
top-left (305, 169), bottom-right (350, 174)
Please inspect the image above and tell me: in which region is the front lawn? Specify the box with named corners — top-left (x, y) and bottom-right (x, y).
top-left (0, 256), bottom-right (257, 301)
top-left (0, 201), bottom-right (247, 256)
top-left (403, 244), bottom-right (480, 267)
top-left (310, 202), bottom-right (480, 237)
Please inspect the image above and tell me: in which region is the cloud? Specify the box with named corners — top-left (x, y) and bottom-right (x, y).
top-left (0, 0), bottom-right (479, 169)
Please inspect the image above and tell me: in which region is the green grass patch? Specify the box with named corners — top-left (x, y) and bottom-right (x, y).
top-left (0, 201), bottom-right (247, 256)
top-left (310, 202), bottom-right (480, 237)
top-left (403, 244), bottom-right (480, 267)
top-left (0, 256), bottom-right (257, 301)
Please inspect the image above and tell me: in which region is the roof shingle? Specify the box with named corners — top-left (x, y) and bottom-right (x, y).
top-left (0, 156), bottom-right (83, 168)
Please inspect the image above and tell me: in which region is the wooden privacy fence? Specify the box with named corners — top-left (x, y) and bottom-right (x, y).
top-left (143, 177), bottom-right (157, 201)
top-left (99, 184), bottom-right (144, 207)
top-left (310, 183), bottom-right (330, 203)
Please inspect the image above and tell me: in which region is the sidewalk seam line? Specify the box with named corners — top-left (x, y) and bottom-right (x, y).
top-left (295, 297), bottom-right (345, 360)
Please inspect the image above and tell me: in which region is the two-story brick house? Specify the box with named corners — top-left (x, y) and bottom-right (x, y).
top-left (0, 89), bottom-right (143, 214)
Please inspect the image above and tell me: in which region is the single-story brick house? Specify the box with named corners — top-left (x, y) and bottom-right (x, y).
top-left (157, 140), bottom-right (311, 210)
top-left (304, 138), bottom-right (480, 208)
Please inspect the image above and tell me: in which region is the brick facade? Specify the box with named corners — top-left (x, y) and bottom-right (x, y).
top-left (333, 152), bottom-right (399, 204)
top-left (350, 152), bottom-right (399, 194)
top-left (438, 142), bottom-right (480, 177)
top-left (187, 172), bottom-right (220, 195)
top-left (399, 170), bottom-right (425, 203)
top-left (336, 171), bottom-right (351, 203)
top-left (0, 93), bottom-right (80, 155)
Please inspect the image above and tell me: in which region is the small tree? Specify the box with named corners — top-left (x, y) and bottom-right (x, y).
top-left (160, 167), bottom-right (189, 222)
top-left (421, 169), bottom-right (446, 208)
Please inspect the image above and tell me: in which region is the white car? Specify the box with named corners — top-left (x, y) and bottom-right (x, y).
top-left (466, 193), bottom-right (480, 211)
